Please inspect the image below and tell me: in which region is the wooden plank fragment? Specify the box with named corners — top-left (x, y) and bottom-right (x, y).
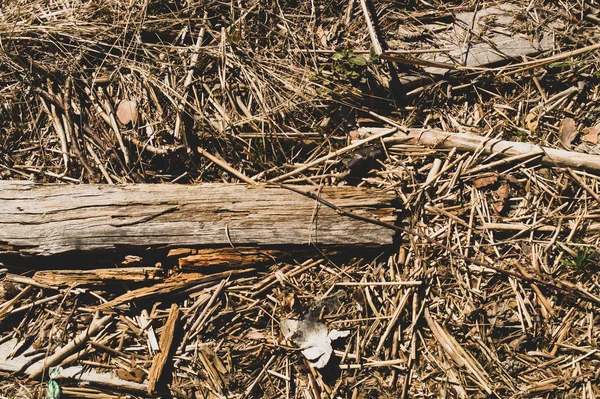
top-left (147, 303), bottom-right (180, 394)
top-left (177, 248), bottom-right (288, 270)
top-left (32, 267), bottom-right (163, 286)
top-left (172, 247), bottom-right (346, 270)
top-left (0, 182), bottom-right (396, 256)
top-left (95, 269), bottom-right (251, 310)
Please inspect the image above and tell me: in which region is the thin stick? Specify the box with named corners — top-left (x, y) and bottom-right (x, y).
top-left (197, 146), bottom-right (256, 184)
top-left (39, 94), bottom-right (69, 170)
top-left (174, 15), bottom-right (207, 140)
top-left (359, 0), bottom-right (382, 56)
top-left (334, 281), bottom-right (422, 287)
top-left (86, 142), bottom-right (113, 184)
top-left (98, 87), bottom-right (130, 166)
top-left (27, 315), bottom-right (113, 380)
top-left (498, 41), bottom-right (600, 76)
top-left (269, 127), bottom-right (397, 182)
top-left (566, 168), bottom-right (600, 203)
top-left (64, 77), bottom-right (95, 178)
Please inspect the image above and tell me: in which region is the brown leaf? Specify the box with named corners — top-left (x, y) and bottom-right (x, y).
top-left (473, 175), bottom-right (498, 188)
top-left (582, 125), bottom-right (600, 144)
top-left (496, 183), bottom-right (510, 202)
top-left (316, 25), bottom-right (328, 47)
top-left (348, 130), bottom-right (360, 140)
top-left (116, 368), bottom-right (145, 383)
top-left (116, 100), bottom-right (139, 126)
top-left (493, 183), bottom-right (511, 213)
top-left (559, 117), bottom-right (578, 149)
top-left (492, 202), bottom-right (504, 213)
top-left (525, 112), bottom-right (538, 132)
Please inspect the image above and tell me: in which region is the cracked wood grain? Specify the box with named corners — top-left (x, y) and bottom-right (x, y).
top-left (0, 181), bottom-right (396, 256)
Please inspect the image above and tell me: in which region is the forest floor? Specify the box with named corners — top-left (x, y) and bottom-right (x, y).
top-left (1, 0), bottom-right (600, 398)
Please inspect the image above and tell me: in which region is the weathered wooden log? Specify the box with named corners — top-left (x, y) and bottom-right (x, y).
top-left (0, 182), bottom-right (396, 256)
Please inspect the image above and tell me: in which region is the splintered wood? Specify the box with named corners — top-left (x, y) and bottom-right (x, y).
top-left (147, 303), bottom-right (180, 394)
top-left (32, 267), bottom-right (163, 286)
top-left (0, 182), bottom-right (396, 256)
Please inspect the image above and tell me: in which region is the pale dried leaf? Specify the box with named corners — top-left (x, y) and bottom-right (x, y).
top-left (582, 125), bottom-right (600, 144)
top-left (116, 100), bottom-right (139, 126)
top-left (492, 202), bottom-right (504, 213)
top-left (559, 117), bottom-right (578, 149)
top-left (116, 368), bottom-right (145, 383)
top-left (525, 112), bottom-right (538, 132)
top-left (280, 318), bottom-right (349, 368)
top-left (315, 25), bottom-right (328, 47)
top-left (493, 183), bottom-right (511, 213)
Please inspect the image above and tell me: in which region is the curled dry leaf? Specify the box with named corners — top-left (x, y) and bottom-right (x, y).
top-left (496, 183), bottom-right (510, 202)
top-left (493, 183), bottom-right (511, 213)
top-left (280, 318), bottom-right (350, 368)
top-left (315, 25), bottom-right (328, 47)
top-left (116, 100), bottom-right (139, 126)
top-left (525, 112), bottom-right (538, 132)
top-left (558, 117), bottom-right (578, 149)
top-left (582, 125), bottom-right (600, 144)
top-left (348, 130), bottom-right (360, 141)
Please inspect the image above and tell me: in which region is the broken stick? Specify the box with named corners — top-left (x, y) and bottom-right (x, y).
top-left (147, 303), bottom-right (180, 394)
top-left (26, 314), bottom-right (113, 380)
top-left (384, 128), bottom-right (600, 172)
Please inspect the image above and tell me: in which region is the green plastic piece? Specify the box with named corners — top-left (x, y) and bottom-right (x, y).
top-left (46, 366), bottom-right (63, 399)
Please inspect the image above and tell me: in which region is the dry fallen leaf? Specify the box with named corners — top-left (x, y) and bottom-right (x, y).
top-left (559, 117), bottom-right (578, 149)
top-left (473, 174), bottom-right (498, 189)
top-left (116, 100), bottom-right (139, 126)
top-left (493, 183), bottom-right (511, 213)
top-left (315, 25), bottom-right (328, 47)
top-left (496, 183), bottom-right (510, 202)
top-left (582, 125), bottom-right (600, 144)
top-left (116, 367), bottom-right (145, 383)
top-left (348, 130), bottom-right (360, 141)
top-left (525, 112), bottom-right (538, 132)
top-left (280, 318), bottom-right (350, 368)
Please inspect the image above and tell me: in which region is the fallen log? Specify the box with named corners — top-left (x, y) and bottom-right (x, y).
top-left (0, 182), bottom-right (396, 256)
